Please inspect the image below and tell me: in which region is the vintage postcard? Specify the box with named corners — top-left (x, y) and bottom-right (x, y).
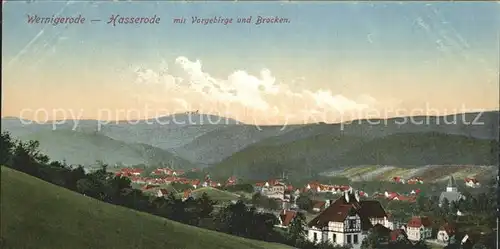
top-left (1, 1), bottom-right (498, 249)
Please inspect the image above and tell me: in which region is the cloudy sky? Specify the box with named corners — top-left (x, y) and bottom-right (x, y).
top-left (2, 1), bottom-right (499, 124)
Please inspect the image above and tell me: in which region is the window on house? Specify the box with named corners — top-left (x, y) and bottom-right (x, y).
top-left (349, 220), bottom-right (356, 229)
top-left (347, 235), bottom-right (352, 244)
top-left (333, 234), bottom-right (337, 242)
top-left (354, 235), bottom-right (359, 244)
top-left (313, 233), bottom-right (317, 241)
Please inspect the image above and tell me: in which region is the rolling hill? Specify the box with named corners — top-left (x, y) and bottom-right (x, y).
top-left (254, 111), bottom-right (499, 147)
top-left (172, 125), bottom-right (299, 165)
top-left (99, 123), bottom-right (221, 150)
top-left (0, 166), bottom-right (291, 249)
top-left (177, 111), bottom-right (499, 166)
top-left (17, 130), bottom-right (197, 168)
top-left (328, 132), bottom-right (498, 167)
top-left (210, 132), bottom-right (499, 180)
top-left (209, 134), bottom-right (368, 179)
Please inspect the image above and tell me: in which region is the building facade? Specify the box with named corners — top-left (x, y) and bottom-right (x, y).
top-left (406, 216), bottom-right (433, 241)
top-left (306, 190), bottom-right (390, 249)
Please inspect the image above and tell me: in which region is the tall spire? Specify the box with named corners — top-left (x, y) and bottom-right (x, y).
top-left (446, 175), bottom-right (458, 192)
top-left (447, 176), bottom-right (457, 188)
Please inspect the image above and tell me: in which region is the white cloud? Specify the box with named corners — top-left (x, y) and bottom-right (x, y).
top-left (132, 56), bottom-right (377, 123)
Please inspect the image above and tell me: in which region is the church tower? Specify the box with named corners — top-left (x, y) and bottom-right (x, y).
top-left (446, 176), bottom-right (458, 192)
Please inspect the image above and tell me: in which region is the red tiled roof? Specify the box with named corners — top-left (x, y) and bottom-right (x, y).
top-left (407, 216), bottom-right (432, 228)
top-left (279, 210), bottom-right (297, 226)
top-left (339, 185), bottom-right (351, 191)
top-left (164, 177), bottom-right (176, 182)
top-left (178, 179), bottom-right (190, 184)
top-left (159, 189), bottom-right (169, 195)
top-left (465, 178), bottom-right (479, 183)
top-left (183, 189), bottom-right (192, 199)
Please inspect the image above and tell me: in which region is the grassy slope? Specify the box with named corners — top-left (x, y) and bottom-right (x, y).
top-left (211, 132), bottom-right (498, 180)
top-left (19, 130), bottom-right (196, 168)
top-left (0, 167), bottom-right (291, 249)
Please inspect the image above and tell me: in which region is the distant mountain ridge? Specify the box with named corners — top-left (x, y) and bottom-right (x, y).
top-left (2, 111), bottom-right (498, 171)
top-left (120, 113), bottom-right (244, 126)
top-left (255, 111), bottom-right (499, 146)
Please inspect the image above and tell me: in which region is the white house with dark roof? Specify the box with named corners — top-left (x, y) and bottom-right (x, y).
top-left (306, 190), bottom-right (391, 249)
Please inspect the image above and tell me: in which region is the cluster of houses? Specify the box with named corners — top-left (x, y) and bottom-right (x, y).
top-left (252, 178), bottom-right (427, 213)
top-left (114, 168), bottom-right (482, 248)
top-left (393, 175), bottom-right (481, 189)
top-left (464, 177), bottom-right (481, 188)
top-left (392, 176), bottom-right (424, 184)
top-left (371, 190), bottom-right (421, 203)
top-left (276, 186), bottom-right (477, 249)
top-left (114, 167), bottom-right (238, 198)
top-left (303, 182), bottom-right (354, 194)
top-left (253, 179), bottom-right (359, 210)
